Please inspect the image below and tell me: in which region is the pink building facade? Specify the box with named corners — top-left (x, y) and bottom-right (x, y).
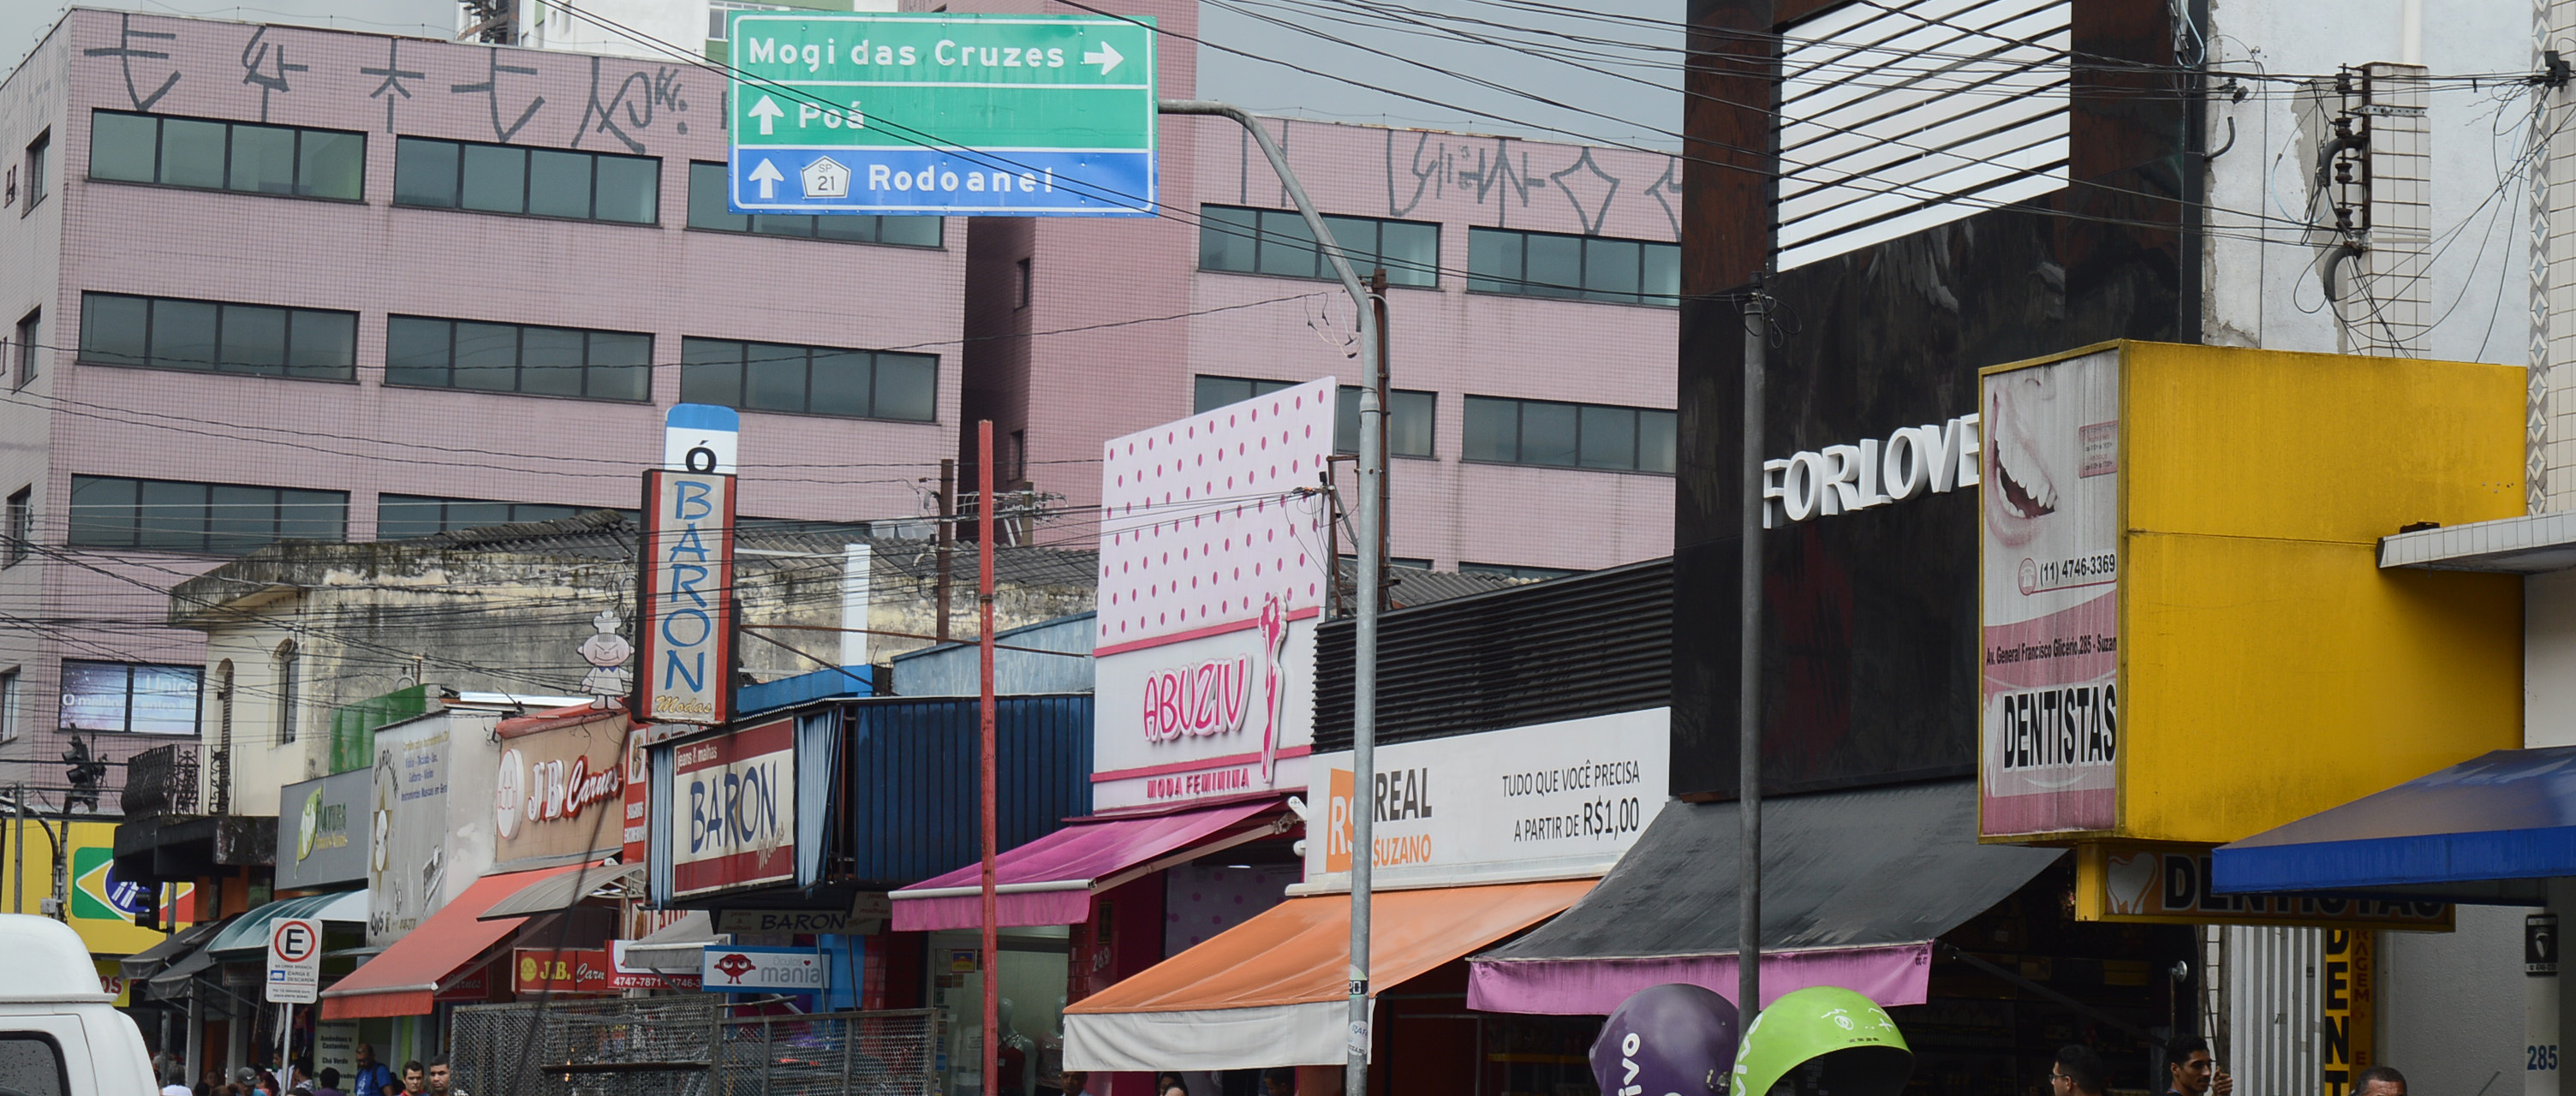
top-left (0, 3), bottom-right (1679, 793)
top-left (0, 9), bottom-right (966, 787)
top-left (956, 0), bottom-right (1679, 577)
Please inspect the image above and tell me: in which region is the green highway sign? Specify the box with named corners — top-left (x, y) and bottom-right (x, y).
top-left (726, 12), bottom-right (1158, 217)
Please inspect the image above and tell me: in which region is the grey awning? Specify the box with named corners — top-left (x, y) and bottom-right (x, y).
top-left (477, 862), bottom-right (644, 920)
top-left (1468, 780), bottom-right (2063, 1013)
top-left (620, 909), bottom-right (726, 972)
top-left (2379, 511), bottom-right (2576, 573)
top-left (121, 917), bottom-right (230, 980)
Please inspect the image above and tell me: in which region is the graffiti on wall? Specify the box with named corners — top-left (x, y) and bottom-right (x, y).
top-left (74, 12), bottom-right (704, 156)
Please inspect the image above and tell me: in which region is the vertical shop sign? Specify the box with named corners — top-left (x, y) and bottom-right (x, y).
top-left (669, 719), bottom-right (798, 897)
top-left (2322, 928), bottom-right (2375, 1096)
top-left (635, 469), bottom-right (736, 725)
top-left (1980, 348), bottom-right (2120, 836)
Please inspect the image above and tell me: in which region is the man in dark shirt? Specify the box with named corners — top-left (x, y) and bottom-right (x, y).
top-left (2164, 1034), bottom-right (2234, 1096)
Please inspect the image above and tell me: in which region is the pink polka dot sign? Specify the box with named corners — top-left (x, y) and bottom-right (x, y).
top-left (1097, 376), bottom-right (1337, 652)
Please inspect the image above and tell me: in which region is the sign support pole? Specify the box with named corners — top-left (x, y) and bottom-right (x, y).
top-left (1154, 98), bottom-right (1382, 1096)
top-left (1739, 287), bottom-right (1765, 1020)
top-left (978, 420), bottom-right (1000, 1096)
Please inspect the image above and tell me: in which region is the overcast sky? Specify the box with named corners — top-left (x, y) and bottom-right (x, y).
top-left (4, 0), bottom-right (1682, 151)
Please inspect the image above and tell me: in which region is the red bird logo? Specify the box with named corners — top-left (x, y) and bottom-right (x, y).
top-left (713, 952), bottom-right (759, 983)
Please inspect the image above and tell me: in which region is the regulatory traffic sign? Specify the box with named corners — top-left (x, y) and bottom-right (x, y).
top-left (726, 12), bottom-right (1158, 217)
top-left (266, 917), bottom-right (321, 1004)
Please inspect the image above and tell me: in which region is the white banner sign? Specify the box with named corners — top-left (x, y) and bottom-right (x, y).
top-left (1304, 708), bottom-right (1671, 886)
top-left (701, 945), bottom-right (827, 992)
top-left (670, 719), bottom-right (798, 897)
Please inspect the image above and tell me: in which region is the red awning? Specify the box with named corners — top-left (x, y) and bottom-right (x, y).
top-left (319, 864), bottom-right (586, 1020)
top-left (890, 799), bottom-right (1285, 932)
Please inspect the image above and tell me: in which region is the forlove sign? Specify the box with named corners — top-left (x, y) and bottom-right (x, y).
top-left (1762, 414), bottom-right (1982, 527)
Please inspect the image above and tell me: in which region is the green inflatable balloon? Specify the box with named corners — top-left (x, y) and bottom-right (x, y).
top-left (1727, 987), bottom-right (1913, 1096)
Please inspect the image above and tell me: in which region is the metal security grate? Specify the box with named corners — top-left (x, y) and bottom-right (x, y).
top-left (712, 1010), bottom-right (941, 1096)
top-left (450, 1000), bottom-right (935, 1096)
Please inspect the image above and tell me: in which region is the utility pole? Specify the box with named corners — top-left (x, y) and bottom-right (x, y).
top-left (1154, 100), bottom-right (1380, 1096)
top-left (11, 784), bottom-right (22, 915)
top-left (1739, 287), bottom-right (1766, 1019)
top-left (976, 423), bottom-right (1000, 1096)
top-left (1371, 267), bottom-right (1392, 607)
top-left (936, 458), bottom-right (956, 643)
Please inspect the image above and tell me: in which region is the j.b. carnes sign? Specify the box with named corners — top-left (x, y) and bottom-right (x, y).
top-left (635, 469), bottom-right (736, 725)
top-left (671, 720), bottom-right (796, 897)
top-left (515, 948), bottom-right (696, 994)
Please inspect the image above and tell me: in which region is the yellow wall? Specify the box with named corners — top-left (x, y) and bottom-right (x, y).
top-left (0, 819), bottom-right (188, 956)
top-left (2116, 342), bottom-right (2525, 843)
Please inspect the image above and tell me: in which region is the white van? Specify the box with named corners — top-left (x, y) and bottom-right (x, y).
top-left (0, 914), bottom-right (155, 1096)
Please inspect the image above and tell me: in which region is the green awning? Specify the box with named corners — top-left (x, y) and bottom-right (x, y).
top-left (206, 890), bottom-right (366, 958)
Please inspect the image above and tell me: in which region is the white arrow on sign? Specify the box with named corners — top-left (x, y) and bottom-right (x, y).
top-left (748, 95), bottom-right (785, 135)
top-left (747, 159), bottom-right (785, 200)
top-left (1082, 42), bottom-right (1123, 75)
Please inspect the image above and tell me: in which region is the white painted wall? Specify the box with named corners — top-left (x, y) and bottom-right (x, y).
top-left (2382, 908), bottom-right (2526, 1096)
top-left (2203, 0), bottom-right (2527, 361)
top-left (2531, 569), bottom-right (2576, 748)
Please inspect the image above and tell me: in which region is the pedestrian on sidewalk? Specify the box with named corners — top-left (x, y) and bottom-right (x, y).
top-left (2053, 1045), bottom-right (2109, 1096)
top-left (2164, 1035), bottom-right (2233, 1096)
top-left (2357, 1065), bottom-right (2407, 1096)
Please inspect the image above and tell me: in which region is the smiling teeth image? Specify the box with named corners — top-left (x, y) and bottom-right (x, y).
top-left (1995, 427), bottom-right (2056, 520)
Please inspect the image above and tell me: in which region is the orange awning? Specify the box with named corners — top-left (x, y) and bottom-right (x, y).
top-left (319, 864), bottom-right (585, 1020)
top-left (1064, 879), bottom-right (1589, 1069)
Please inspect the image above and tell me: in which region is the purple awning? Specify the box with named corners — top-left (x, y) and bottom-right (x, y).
top-left (891, 799), bottom-right (1285, 932)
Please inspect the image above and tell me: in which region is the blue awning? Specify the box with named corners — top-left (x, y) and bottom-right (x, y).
top-left (2213, 746), bottom-right (2576, 905)
top-left (206, 890), bottom-right (367, 958)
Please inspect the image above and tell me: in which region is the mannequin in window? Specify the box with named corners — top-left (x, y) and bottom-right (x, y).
top-left (995, 998), bottom-right (1036, 1096)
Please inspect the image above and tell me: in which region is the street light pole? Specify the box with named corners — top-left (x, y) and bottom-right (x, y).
top-left (1155, 100), bottom-right (1382, 1096)
top-left (1739, 289), bottom-right (1766, 1019)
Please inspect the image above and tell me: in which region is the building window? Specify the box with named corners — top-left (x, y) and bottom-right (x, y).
top-left (11, 309), bottom-right (32, 388)
top-left (1193, 376), bottom-right (1435, 458)
top-left (685, 162), bottom-right (939, 246)
top-left (68, 475), bottom-right (347, 554)
top-left (1468, 226), bottom-right (1679, 306)
top-left (273, 640), bottom-right (299, 745)
top-left (377, 495), bottom-right (611, 539)
top-left (1015, 258), bottom-right (1032, 309)
top-left (385, 316), bottom-right (651, 402)
top-left (79, 293), bottom-right (356, 380)
top-left (1459, 562), bottom-right (1580, 581)
top-left (1198, 205), bottom-right (1439, 288)
top-left (394, 136), bottom-right (658, 223)
top-left (680, 337), bottom-right (938, 421)
top-left (3, 486), bottom-right (27, 565)
top-left (22, 129), bottom-right (47, 211)
top-left (59, 659), bottom-right (204, 736)
top-left (0, 667), bottom-right (17, 742)
top-left (88, 110), bottom-right (363, 200)
top-left (1463, 395), bottom-right (1676, 473)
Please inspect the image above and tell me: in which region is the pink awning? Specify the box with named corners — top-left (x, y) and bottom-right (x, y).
top-left (891, 799), bottom-right (1285, 932)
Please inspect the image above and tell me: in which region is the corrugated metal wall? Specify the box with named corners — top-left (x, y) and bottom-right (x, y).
top-left (836, 694), bottom-right (1093, 887)
top-left (1315, 557), bottom-right (1671, 748)
top-left (2227, 925), bottom-right (2325, 1096)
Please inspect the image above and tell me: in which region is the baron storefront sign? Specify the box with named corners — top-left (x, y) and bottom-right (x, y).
top-left (635, 468), bottom-right (737, 725)
top-left (2075, 843), bottom-right (2454, 931)
top-left (701, 945), bottom-right (827, 992)
top-left (671, 720), bottom-right (797, 897)
top-left (494, 711), bottom-right (630, 870)
top-left (1306, 708), bottom-right (1670, 885)
top-left (1980, 348), bottom-right (2120, 837)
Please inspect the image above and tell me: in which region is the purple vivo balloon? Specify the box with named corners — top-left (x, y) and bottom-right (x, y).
top-left (1590, 983), bottom-right (1744, 1096)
